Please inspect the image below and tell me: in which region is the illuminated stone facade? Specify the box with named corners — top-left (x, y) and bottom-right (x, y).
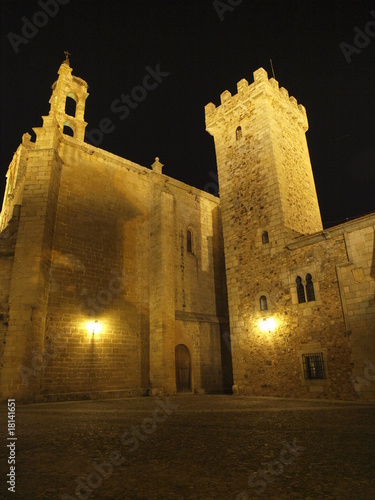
top-left (205, 68), bottom-right (375, 401)
top-left (0, 62), bottom-right (374, 402)
top-left (0, 61), bottom-right (230, 402)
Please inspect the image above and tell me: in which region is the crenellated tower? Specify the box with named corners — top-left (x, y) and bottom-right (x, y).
top-left (205, 67), bottom-right (322, 242)
top-left (205, 68), bottom-right (323, 394)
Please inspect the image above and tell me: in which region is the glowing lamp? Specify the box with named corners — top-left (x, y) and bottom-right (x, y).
top-left (259, 317), bottom-right (277, 333)
top-left (87, 320), bottom-right (101, 335)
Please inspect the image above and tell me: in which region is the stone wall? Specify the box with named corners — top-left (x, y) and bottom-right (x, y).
top-left (0, 128), bottom-right (63, 400)
top-left (42, 139), bottom-right (150, 397)
top-left (2, 61), bottom-right (372, 403)
top-left (205, 67), bottom-right (375, 401)
top-left (338, 216), bottom-right (375, 399)
top-left (0, 100), bottom-right (229, 401)
top-left (0, 207), bottom-right (20, 371)
top-left (285, 232), bottom-right (353, 399)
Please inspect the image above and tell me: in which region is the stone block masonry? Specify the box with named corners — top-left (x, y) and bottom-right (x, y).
top-left (0, 60), bottom-right (229, 401)
top-left (205, 68), bottom-right (375, 400)
top-left (1, 60), bottom-right (374, 402)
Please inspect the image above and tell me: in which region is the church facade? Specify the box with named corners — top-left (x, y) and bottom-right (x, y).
top-left (0, 61), bottom-right (374, 402)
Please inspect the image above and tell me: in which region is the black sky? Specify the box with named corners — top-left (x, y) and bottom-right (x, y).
top-left (1, 0), bottom-right (374, 228)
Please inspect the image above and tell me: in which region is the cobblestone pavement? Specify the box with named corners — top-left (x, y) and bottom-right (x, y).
top-left (1, 395), bottom-right (375, 499)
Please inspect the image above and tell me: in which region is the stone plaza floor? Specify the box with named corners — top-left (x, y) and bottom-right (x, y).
top-left (1, 395), bottom-right (375, 499)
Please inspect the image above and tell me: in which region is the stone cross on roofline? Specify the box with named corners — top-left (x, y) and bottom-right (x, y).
top-left (64, 50), bottom-right (71, 65)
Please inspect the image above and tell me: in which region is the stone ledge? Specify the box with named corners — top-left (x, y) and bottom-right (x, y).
top-left (34, 388), bottom-right (148, 404)
top-left (175, 310), bottom-right (229, 324)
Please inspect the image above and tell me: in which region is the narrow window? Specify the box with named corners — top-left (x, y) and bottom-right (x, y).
top-left (260, 295), bottom-right (268, 311)
top-left (7, 172), bottom-right (14, 195)
top-left (65, 95), bottom-right (77, 116)
top-left (187, 229), bottom-right (193, 254)
top-left (63, 124), bottom-right (74, 137)
top-left (261, 231), bottom-right (269, 244)
top-left (296, 276), bottom-right (306, 303)
top-left (306, 274), bottom-right (315, 302)
top-left (302, 353), bottom-right (326, 380)
top-left (236, 126), bottom-right (242, 141)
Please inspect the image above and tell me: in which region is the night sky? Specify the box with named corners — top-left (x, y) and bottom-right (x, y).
top-left (1, 0), bottom-right (374, 228)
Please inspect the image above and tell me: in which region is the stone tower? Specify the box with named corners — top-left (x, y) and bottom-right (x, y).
top-left (0, 59), bottom-right (89, 400)
top-left (205, 68), bottom-right (323, 394)
top-left (47, 56), bottom-right (88, 141)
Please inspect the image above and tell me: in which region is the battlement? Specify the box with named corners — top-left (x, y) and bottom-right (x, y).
top-left (205, 67), bottom-right (308, 131)
top-left (205, 64), bottom-right (322, 242)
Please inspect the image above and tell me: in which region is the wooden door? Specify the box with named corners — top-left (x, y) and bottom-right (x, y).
top-left (175, 344), bottom-right (191, 392)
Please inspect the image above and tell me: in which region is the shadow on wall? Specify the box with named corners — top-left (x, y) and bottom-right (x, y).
top-left (369, 230), bottom-right (375, 312)
top-left (211, 205), bottom-right (233, 391)
top-left (371, 230), bottom-right (375, 281)
top-left (41, 175), bottom-right (150, 395)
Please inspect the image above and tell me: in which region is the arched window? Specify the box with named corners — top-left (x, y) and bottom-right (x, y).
top-left (306, 274), bottom-right (315, 302)
top-left (261, 231), bottom-right (269, 244)
top-left (63, 124), bottom-right (74, 137)
top-left (236, 126), bottom-right (242, 141)
top-left (65, 95), bottom-right (77, 117)
top-left (260, 295), bottom-right (268, 311)
top-left (296, 276), bottom-right (306, 304)
top-left (187, 228), bottom-right (194, 254)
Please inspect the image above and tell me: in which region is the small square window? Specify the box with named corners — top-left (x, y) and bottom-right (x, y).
top-left (302, 353), bottom-right (326, 380)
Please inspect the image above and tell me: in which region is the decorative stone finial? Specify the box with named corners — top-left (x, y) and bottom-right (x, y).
top-left (151, 157), bottom-right (163, 174)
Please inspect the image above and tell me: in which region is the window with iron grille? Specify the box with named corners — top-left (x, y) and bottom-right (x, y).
top-left (302, 353), bottom-right (326, 380)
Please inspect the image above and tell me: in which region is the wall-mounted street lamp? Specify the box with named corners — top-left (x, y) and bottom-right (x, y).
top-left (259, 317), bottom-right (277, 333)
top-left (87, 320), bottom-right (101, 336)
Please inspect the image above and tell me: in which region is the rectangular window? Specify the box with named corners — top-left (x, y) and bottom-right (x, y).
top-left (302, 353), bottom-right (326, 380)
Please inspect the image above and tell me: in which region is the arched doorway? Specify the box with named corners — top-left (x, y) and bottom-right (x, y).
top-left (175, 344), bottom-right (191, 392)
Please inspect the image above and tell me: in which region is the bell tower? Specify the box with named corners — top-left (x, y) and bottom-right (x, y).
top-left (0, 57), bottom-right (88, 401)
top-left (205, 68), bottom-right (323, 393)
top-left (45, 52), bottom-right (89, 141)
